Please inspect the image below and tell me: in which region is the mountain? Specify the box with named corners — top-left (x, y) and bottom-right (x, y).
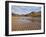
top-left (30, 11), bottom-right (41, 17)
top-left (24, 11), bottom-right (41, 17)
top-left (12, 11), bottom-right (41, 17)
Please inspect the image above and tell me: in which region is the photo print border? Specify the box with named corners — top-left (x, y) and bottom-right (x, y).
top-left (5, 1), bottom-right (45, 36)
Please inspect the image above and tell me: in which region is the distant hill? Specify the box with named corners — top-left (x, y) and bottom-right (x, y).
top-left (12, 12), bottom-right (19, 16)
top-left (12, 11), bottom-right (41, 17)
top-left (30, 11), bottom-right (41, 17)
top-left (24, 11), bottom-right (41, 17)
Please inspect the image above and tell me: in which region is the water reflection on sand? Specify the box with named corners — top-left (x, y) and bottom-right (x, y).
top-left (15, 17), bottom-right (32, 24)
top-left (12, 16), bottom-right (41, 31)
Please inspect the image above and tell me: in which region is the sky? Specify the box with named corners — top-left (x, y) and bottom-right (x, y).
top-left (11, 5), bottom-right (41, 15)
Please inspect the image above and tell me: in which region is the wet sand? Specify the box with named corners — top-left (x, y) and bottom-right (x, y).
top-left (12, 16), bottom-right (41, 31)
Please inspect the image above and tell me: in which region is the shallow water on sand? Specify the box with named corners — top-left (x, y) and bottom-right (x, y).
top-left (12, 16), bottom-right (41, 31)
top-left (15, 17), bottom-right (32, 24)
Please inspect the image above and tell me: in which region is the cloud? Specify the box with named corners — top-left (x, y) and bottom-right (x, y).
top-left (11, 5), bottom-right (41, 15)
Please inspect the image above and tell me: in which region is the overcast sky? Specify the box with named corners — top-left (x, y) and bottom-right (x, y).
top-left (11, 5), bottom-right (41, 15)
